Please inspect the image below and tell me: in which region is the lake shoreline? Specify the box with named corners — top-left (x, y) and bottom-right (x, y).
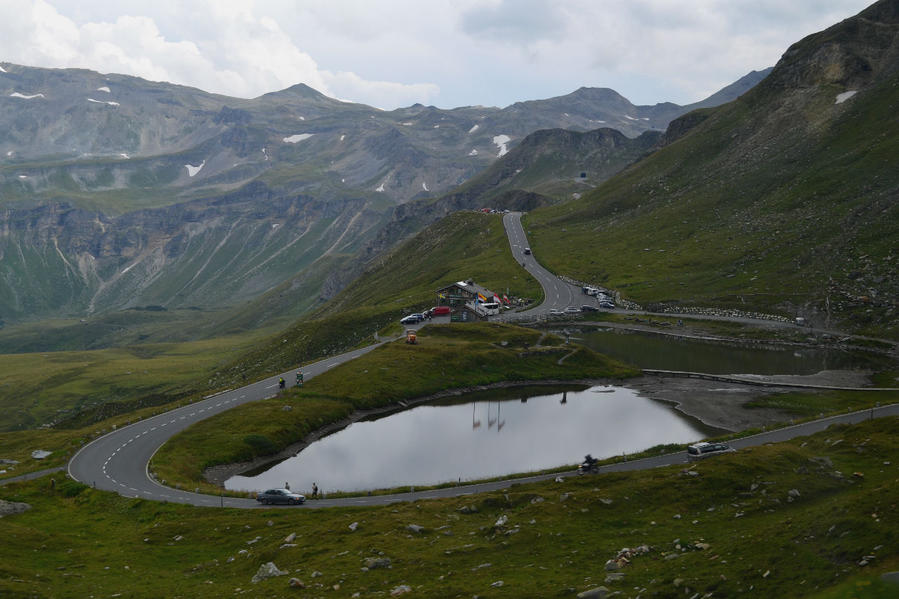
top-left (205, 369), bottom-right (871, 489)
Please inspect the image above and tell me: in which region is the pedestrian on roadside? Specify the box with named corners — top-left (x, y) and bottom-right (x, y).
top-left (312, 482), bottom-right (318, 498)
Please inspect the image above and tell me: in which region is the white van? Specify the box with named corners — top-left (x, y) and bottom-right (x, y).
top-left (481, 302), bottom-right (501, 315)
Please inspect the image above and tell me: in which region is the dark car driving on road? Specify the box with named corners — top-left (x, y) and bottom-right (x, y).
top-left (256, 488), bottom-right (306, 505)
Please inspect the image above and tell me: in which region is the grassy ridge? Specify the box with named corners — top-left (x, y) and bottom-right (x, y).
top-left (2, 416), bottom-right (897, 597)
top-left (153, 322), bottom-right (639, 491)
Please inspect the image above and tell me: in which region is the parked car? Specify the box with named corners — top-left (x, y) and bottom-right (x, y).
top-left (686, 442), bottom-right (735, 460)
top-left (431, 306), bottom-right (451, 316)
top-left (581, 305), bottom-right (599, 312)
top-left (400, 314), bottom-right (421, 325)
top-left (256, 488), bottom-right (305, 505)
top-left (599, 301), bottom-right (616, 309)
top-left (548, 308), bottom-right (564, 316)
top-left (564, 306), bottom-right (581, 314)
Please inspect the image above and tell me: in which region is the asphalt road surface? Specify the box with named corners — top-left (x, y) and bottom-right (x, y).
top-left (501, 211), bottom-right (582, 315)
top-left (65, 212), bottom-right (898, 508)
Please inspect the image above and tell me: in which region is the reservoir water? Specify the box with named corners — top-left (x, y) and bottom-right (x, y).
top-left (226, 385), bottom-right (714, 494)
top-left (225, 329), bottom-right (885, 494)
top-left (572, 328), bottom-right (881, 374)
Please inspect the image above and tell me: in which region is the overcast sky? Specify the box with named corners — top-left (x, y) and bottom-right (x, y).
top-left (0, 0), bottom-right (875, 109)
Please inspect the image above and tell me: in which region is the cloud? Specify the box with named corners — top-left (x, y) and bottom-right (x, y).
top-left (459, 0), bottom-right (566, 43)
top-left (0, 0), bottom-right (437, 107)
top-left (323, 71), bottom-right (440, 109)
top-left (0, 0), bottom-right (876, 109)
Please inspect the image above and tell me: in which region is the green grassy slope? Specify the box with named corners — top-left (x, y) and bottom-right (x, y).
top-left (2, 416), bottom-right (897, 598)
top-left (0, 211), bottom-right (540, 433)
top-left (211, 211), bottom-right (543, 388)
top-left (0, 332), bottom-right (267, 432)
top-left (525, 4), bottom-right (899, 338)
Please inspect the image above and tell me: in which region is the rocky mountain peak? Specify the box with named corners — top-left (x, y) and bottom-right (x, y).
top-left (765, 0), bottom-right (899, 92)
top-left (259, 82), bottom-right (330, 101)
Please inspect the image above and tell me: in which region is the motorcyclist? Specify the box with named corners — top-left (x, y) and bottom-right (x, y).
top-left (279, 377), bottom-right (285, 389)
top-left (578, 454), bottom-right (599, 475)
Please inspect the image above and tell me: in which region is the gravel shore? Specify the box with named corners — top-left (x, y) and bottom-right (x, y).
top-left (623, 369), bottom-right (875, 432)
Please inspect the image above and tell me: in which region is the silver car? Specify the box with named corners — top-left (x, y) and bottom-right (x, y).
top-left (256, 488), bottom-right (306, 505)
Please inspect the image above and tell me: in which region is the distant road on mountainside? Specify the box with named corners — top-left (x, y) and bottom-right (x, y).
top-left (501, 212), bottom-right (581, 314)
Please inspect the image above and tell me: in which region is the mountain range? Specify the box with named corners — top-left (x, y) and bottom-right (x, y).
top-left (0, 62), bottom-right (768, 337)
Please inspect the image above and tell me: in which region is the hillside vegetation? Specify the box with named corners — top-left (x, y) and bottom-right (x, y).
top-left (210, 212), bottom-right (543, 388)
top-left (3, 415), bottom-right (897, 597)
top-left (0, 212), bottom-right (540, 432)
top-left (526, 1), bottom-right (899, 338)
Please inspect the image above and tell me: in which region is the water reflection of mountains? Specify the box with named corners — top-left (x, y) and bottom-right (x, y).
top-left (227, 385), bottom-right (713, 493)
top-left (358, 384), bottom-right (588, 423)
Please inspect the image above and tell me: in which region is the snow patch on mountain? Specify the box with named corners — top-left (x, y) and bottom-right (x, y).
top-left (185, 161), bottom-right (205, 177)
top-left (469, 149), bottom-right (478, 156)
top-left (422, 182), bottom-right (429, 192)
top-left (835, 90), bottom-right (857, 104)
top-left (283, 133), bottom-right (314, 143)
top-left (340, 134), bottom-right (346, 141)
top-left (97, 86), bottom-right (111, 93)
top-left (376, 179), bottom-right (387, 192)
top-left (10, 92), bottom-right (44, 99)
top-left (469, 124), bottom-right (479, 134)
top-left (88, 98), bottom-right (120, 107)
top-left (0, 65), bottom-right (7, 73)
top-left (493, 135), bottom-right (511, 157)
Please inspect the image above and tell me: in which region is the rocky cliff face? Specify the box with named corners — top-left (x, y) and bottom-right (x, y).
top-left (0, 184), bottom-right (378, 322)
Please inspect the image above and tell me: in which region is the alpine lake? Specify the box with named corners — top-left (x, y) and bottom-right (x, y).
top-left (226, 327), bottom-right (885, 495)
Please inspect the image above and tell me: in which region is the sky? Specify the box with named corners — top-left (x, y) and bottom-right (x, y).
top-left (0, 0), bottom-right (876, 110)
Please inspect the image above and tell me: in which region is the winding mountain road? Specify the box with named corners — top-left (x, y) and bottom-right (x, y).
top-left (502, 211), bottom-right (581, 314)
top-left (65, 212), bottom-right (897, 508)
